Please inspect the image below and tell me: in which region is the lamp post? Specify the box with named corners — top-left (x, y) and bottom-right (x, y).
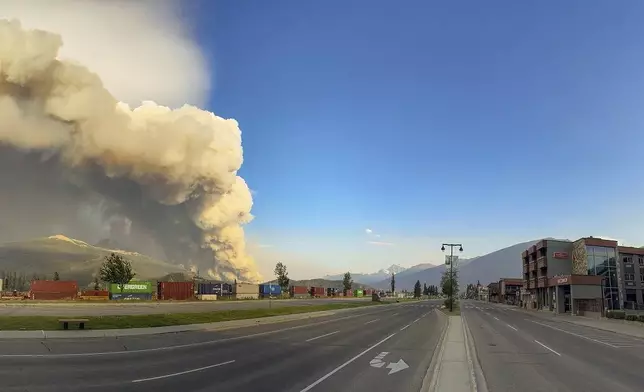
top-left (441, 243), bottom-right (463, 312)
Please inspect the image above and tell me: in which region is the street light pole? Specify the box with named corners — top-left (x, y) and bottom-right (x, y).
top-left (441, 242), bottom-right (463, 312)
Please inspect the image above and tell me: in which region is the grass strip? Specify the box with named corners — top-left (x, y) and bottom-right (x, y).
top-left (0, 301), bottom-right (380, 331)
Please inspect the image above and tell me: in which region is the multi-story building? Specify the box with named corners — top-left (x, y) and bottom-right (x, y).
top-left (498, 278), bottom-right (522, 305)
top-left (487, 282), bottom-right (499, 302)
top-left (520, 237), bottom-right (643, 315)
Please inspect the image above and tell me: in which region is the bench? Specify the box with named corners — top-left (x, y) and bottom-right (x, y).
top-left (58, 319), bottom-right (89, 330)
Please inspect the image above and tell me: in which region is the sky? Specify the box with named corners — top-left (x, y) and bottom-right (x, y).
top-left (187, 0), bottom-right (644, 279)
top-left (5, 1), bottom-right (644, 280)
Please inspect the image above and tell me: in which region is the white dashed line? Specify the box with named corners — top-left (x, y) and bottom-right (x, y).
top-left (528, 320), bottom-right (619, 348)
top-left (400, 324), bottom-right (410, 331)
top-left (493, 316), bottom-right (499, 321)
top-left (506, 324), bottom-right (518, 331)
top-left (305, 331), bottom-right (340, 342)
top-left (534, 340), bottom-right (561, 356)
top-left (364, 319), bottom-right (380, 325)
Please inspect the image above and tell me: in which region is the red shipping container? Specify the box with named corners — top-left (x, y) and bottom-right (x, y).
top-left (30, 280), bottom-right (78, 300)
top-left (157, 281), bottom-right (195, 300)
top-left (345, 289), bottom-right (354, 297)
top-left (311, 286), bottom-right (325, 297)
top-left (289, 285), bottom-right (308, 295)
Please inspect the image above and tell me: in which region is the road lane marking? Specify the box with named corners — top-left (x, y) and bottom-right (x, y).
top-left (391, 313), bottom-right (399, 316)
top-left (400, 324), bottom-right (410, 331)
top-left (506, 324), bottom-right (518, 331)
top-left (299, 333), bottom-right (397, 392)
top-left (493, 316), bottom-right (499, 321)
top-left (132, 360), bottom-right (235, 383)
top-left (534, 340), bottom-right (561, 356)
top-left (413, 318), bottom-right (420, 323)
top-left (305, 331), bottom-right (340, 342)
top-left (364, 319), bottom-right (380, 325)
top-left (528, 320), bottom-right (619, 348)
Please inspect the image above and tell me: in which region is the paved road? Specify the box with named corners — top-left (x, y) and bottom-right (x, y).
top-left (0, 300), bottom-right (446, 392)
top-left (462, 300), bottom-right (644, 392)
top-left (0, 298), bottom-right (375, 316)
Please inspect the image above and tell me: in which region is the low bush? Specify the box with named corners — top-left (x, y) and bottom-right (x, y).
top-left (638, 315), bottom-right (644, 323)
top-left (613, 311), bottom-right (626, 320)
top-left (606, 311), bottom-right (614, 319)
top-left (626, 314), bottom-right (638, 321)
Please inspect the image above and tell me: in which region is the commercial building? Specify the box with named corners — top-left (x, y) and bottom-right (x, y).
top-left (521, 237), bottom-right (644, 316)
top-left (487, 282), bottom-right (499, 302)
top-left (498, 278), bottom-right (522, 305)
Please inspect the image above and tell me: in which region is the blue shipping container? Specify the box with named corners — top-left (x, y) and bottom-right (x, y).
top-left (197, 282), bottom-right (219, 295)
top-left (259, 284), bottom-right (282, 295)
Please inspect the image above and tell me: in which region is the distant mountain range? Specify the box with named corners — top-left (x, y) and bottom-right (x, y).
top-left (323, 264), bottom-right (417, 285)
top-left (262, 278), bottom-right (374, 290)
top-left (369, 240), bottom-right (539, 291)
top-left (0, 235), bottom-right (191, 287)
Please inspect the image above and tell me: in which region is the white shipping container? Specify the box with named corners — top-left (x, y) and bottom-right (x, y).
top-left (197, 294), bottom-right (217, 301)
top-left (0, 278), bottom-right (3, 292)
top-left (234, 283), bottom-right (259, 295)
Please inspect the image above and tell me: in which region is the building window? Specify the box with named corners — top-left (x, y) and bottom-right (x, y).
top-left (640, 271), bottom-right (644, 282)
top-left (623, 256), bottom-right (633, 264)
top-left (639, 256), bottom-right (644, 266)
top-left (625, 273), bottom-right (635, 281)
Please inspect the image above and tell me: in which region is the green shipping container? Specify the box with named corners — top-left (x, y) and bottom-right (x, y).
top-left (109, 281), bottom-right (153, 294)
top-left (354, 289), bottom-right (364, 297)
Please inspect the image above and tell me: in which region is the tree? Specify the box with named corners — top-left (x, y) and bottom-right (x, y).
top-left (53, 272), bottom-right (60, 281)
top-left (274, 262), bottom-right (290, 291)
top-left (343, 272), bottom-right (353, 293)
top-left (414, 280), bottom-right (422, 298)
top-left (99, 253), bottom-right (135, 292)
top-left (390, 272), bottom-right (396, 294)
top-left (423, 282), bottom-right (428, 296)
top-left (441, 267), bottom-right (459, 310)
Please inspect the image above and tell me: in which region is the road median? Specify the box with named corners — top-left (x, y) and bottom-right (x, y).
top-left (0, 301), bottom-right (381, 336)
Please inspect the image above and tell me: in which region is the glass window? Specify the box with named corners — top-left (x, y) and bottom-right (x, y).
top-left (587, 256), bottom-right (595, 275)
top-left (609, 257), bottom-right (616, 267)
top-left (625, 273), bottom-right (635, 281)
top-left (639, 256), bottom-right (644, 266)
top-left (608, 269), bottom-right (618, 287)
top-left (607, 248), bottom-right (616, 259)
top-left (586, 246), bottom-right (594, 257)
top-left (593, 247), bottom-right (608, 257)
top-left (596, 262), bottom-right (608, 276)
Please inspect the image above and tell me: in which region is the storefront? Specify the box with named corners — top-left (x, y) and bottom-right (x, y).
top-left (548, 275), bottom-right (604, 317)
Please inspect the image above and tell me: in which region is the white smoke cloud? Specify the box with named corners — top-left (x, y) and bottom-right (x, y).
top-left (0, 0), bottom-right (209, 107)
top-left (0, 15), bottom-right (260, 282)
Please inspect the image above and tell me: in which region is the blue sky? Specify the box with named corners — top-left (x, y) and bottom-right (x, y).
top-left (190, 1), bottom-right (644, 278)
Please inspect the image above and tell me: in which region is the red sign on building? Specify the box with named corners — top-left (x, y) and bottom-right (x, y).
top-left (553, 252), bottom-right (569, 259)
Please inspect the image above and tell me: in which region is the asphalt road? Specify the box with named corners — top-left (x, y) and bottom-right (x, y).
top-left (462, 300), bottom-right (644, 392)
top-left (0, 300), bottom-right (446, 392)
top-left (0, 297), bottom-right (374, 316)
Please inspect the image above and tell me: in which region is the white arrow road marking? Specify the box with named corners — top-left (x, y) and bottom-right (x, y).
top-left (369, 351), bottom-right (389, 368)
top-left (386, 358), bottom-right (409, 375)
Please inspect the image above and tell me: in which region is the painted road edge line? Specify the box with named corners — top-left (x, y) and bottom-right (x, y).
top-left (400, 324), bottom-right (410, 331)
top-left (528, 320), bottom-right (619, 348)
top-left (506, 324), bottom-right (518, 331)
top-left (463, 313), bottom-right (488, 392)
top-left (306, 331), bottom-right (340, 342)
top-left (299, 333), bottom-right (397, 392)
top-left (364, 319), bottom-right (380, 325)
top-left (132, 360), bottom-right (235, 383)
top-left (534, 340), bottom-right (561, 356)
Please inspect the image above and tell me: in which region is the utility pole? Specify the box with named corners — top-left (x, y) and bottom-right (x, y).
top-left (441, 242), bottom-right (463, 312)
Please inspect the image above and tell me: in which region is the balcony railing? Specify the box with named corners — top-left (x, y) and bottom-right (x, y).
top-left (537, 256), bottom-right (547, 269)
top-left (537, 276), bottom-right (548, 288)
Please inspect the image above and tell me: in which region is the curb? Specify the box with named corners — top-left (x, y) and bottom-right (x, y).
top-left (0, 302), bottom-right (398, 339)
top-left (462, 313), bottom-right (487, 392)
top-left (420, 310), bottom-right (449, 392)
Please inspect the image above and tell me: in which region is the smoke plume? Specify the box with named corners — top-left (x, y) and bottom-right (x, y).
top-left (0, 18), bottom-right (261, 282)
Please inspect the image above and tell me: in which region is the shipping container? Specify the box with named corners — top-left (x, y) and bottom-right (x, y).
top-left (109, 281), bottom-right (153, 294)
top-left (234, 293), bottom-right (259, 299)
top-left (109, 292), bottom-right (152, 300)
top-left (157, 281), bottom-right (194, 300)
top-left (234, 283), bottom-right (259, 295)
top-left (290, 285), bottom-right (308, 295)
top-left (364, 289), bottom-right (373, 296)
top-left (326, 288), bottom-right (334, 297)
top-left (344, 289), bottom-right (354, 297)
top-left (259, 284), bottom-right (282, 296)
top-left (310, 286), bottom-right (325, 297)
top-left (197, 294), bottom-right (217, 301)
top-left (30, 280), bottom-right (78, 300)
top-left (354, 289), bottom-right (364, 297)
top-left (197, 282), bottom-right (219, 295)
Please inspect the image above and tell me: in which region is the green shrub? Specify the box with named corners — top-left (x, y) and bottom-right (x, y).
top-left (626, 314), bottom-right (638, 321)
top-left (606, 311), bottom-right (614, 319)
top-left (638, 315), bottom-right (644, 323)
top-left (613, 311), bottom-right (626, 320)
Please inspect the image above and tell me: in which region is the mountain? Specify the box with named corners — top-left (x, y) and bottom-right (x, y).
top-left (323, 264), bottom-right (408, 285)
top-left (0, 235), bottom-right (190, 287)
top-left (371, 240), bottom-right (539, 291)
top-left (262, 278), bottom-right (374, 290)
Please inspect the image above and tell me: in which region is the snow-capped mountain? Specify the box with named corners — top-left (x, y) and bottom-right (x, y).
top-left (323, 263), bottom-right (433, 285)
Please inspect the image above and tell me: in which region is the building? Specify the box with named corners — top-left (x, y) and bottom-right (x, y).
top-left (521, 237), bottom-right (644, 315)
top-left (487, 282), bottom-right (499, 302)
top-left (498, 278), bottom-right (522, 305)
top-left (477, 285), bottom-right (489, 301)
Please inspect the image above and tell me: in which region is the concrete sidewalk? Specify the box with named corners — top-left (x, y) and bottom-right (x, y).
top-left (424, 315), bottom-right (478, 392)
